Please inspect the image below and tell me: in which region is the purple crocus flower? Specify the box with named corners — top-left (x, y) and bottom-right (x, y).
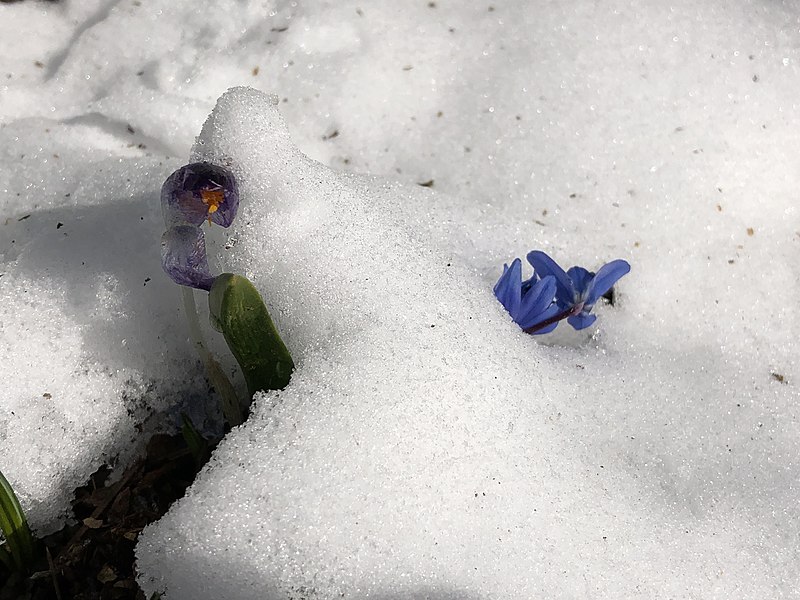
top-left (526, 250), bottom-right (630, 331)
top-left (493, 258), bottom-right (560, 334)
top-left (161, 162), bottom-right (239, 228)
top-left (160, 163), bottom-right (239, 291)
top-left (161, 225), bottom-right (216, 291)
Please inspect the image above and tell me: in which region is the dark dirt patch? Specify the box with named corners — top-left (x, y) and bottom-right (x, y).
top-left (1, 433), bottom-right (214, 599)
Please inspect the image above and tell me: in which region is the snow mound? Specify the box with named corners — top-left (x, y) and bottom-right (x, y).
top-left (136, 87), bottom-right (800, 599)
top-left (0, 121), bottom-right (219, 533)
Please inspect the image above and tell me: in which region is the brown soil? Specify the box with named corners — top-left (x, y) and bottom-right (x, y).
top-left (1, 433), bottom-right (213, 600)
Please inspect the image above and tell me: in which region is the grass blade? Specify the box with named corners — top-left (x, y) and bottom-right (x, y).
top-left (180, 413), bottom-right (210, 468)
top-left (0, 469), bottom-right (36, 572)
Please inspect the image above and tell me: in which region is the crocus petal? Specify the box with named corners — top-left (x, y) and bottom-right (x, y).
top-left (161, 162), bottom-right (239, 228)
top-left (567, 312), bottom-right (597, 330)
top-left (526, 250), bottom-right (575, 307)
top-left (584, 259), bottom-right (631, 306)
top-left (161, 225), bottom-right (216, 291)
top-left (161, 171), bottom-right (207, 226)
top-left (493, 258), bottom-right (522, 317)
top-left (516, 275), bottom-right (557, 328)
top-left (519, 301), bottom-right (561, 331)
top-left (566, 266), bottom-right (594, 299)
top-left (205, 172), bottom-right (239, 228)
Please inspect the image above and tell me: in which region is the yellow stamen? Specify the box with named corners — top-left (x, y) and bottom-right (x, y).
top-left (200, 189), bottom-right (224, 216)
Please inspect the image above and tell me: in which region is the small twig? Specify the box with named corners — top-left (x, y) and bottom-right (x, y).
top-left (45, 547), bottom-right (63, 600)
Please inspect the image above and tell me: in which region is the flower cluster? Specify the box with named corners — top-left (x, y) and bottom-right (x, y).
top-left (493, 250), bottom-right (630, 334)
top-left (160, 162), bottom-right (239, 291)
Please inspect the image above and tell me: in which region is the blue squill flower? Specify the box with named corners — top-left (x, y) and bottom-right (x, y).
top-left (526, 250), bottom-right (630, 330)
top-left (161, 162), bottom-right (239, 228)
top-left (493, 258), bottom-right (560, 334)
top-left (161, 225), bottom-right (216, 291)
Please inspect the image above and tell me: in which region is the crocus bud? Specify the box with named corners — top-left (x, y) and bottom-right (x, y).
top-left (161, 162), bottom-right (239, 228)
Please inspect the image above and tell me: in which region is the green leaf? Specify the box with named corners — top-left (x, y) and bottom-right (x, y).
top-left (181, 413), bottom-right (210, 468)
top-left (209, 274), bottom-right (294, 398)
top-left (0, 469), bottom-right (35, 573)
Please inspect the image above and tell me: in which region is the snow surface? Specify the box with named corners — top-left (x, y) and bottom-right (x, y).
top-left (2, 0), bottom-right (800, 598)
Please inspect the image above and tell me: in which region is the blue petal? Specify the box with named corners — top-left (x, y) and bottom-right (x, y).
top-left (566, 266), bottom-right (594, 298)
top-left (516, 275), bottom-right (556, 328)
top-left (584, 259), bottom-right (631, 306)
top-left (519, 301), bottom-right (561, 331)
top-left (531, 320), bottom-right (559, 335)
top-left (161, 225), bottom-right (216, 291)
top-left (520, 274), bottom-right (535, 296)
top-left (526, 250), bottom-right (575, 307)
top-left (493, 258), bottom-right (522, 318)
top-left (567, 312), bottom-right (597, 330)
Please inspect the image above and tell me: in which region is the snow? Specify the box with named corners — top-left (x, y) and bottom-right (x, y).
top-left (2, 0), bottom-right (800, 598)
top-left (0, 122), bottom-right (219, 532)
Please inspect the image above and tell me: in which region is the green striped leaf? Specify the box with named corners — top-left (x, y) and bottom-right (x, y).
top-left (0, 469), bottom-right (35, 573)
top-left (209, 274), bottom-right (294, 398)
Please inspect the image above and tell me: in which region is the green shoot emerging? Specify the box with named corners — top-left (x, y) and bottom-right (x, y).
top-left (209, 274), bottom-right (294, 398)
top-left (0, 469), bottom-right (36, 573)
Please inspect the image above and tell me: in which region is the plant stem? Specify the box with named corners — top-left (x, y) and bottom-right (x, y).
top-left (523, 302), bottom-right (584, 335)
top-left (181, 286), bottom-right (242, 427)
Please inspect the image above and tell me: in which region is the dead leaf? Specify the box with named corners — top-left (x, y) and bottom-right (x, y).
top-left (83, 517), bottom-right (104, 529)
